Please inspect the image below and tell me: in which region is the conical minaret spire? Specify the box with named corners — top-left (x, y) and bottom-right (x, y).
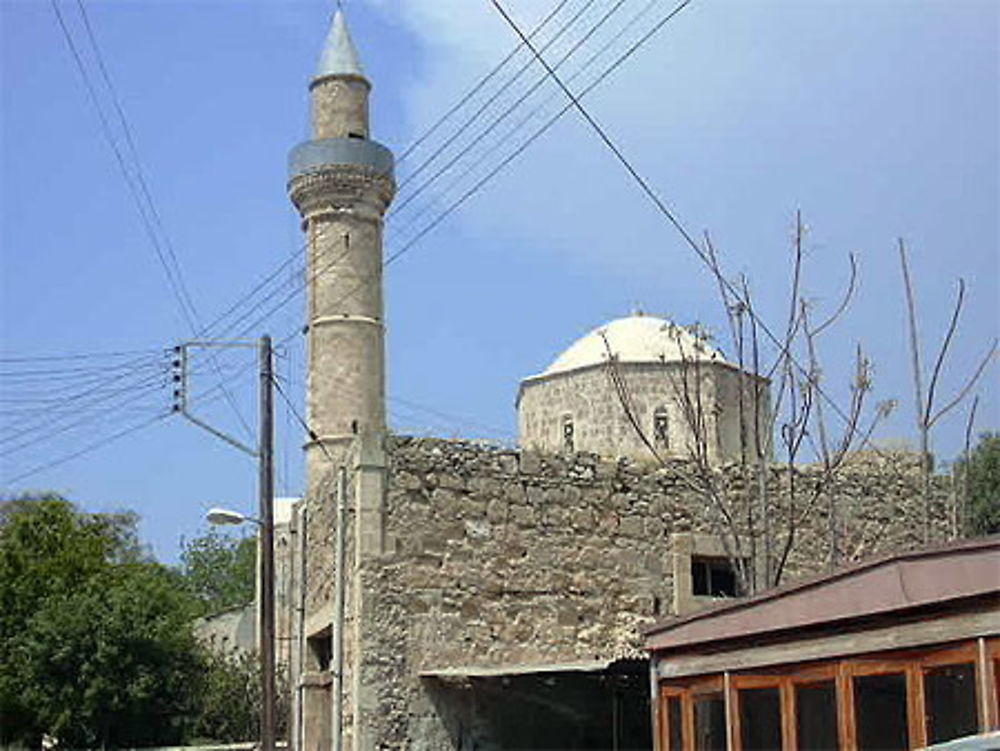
top-left (315, 9), bottom-right (365, 81)
top-left (307, 8), bottom-right (371, 139)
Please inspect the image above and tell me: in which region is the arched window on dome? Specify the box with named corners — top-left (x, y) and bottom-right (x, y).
top-left (653, 406), bottom-right (670, 449)
top-left (562, 414), bottom-right (574, 453)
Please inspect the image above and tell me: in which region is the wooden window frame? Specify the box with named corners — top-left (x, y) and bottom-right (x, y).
top-left (656, 638), bottom-right (995, 751)
top-left (657, 676), bottom-right (724, 751)
top-left (984, 637), bottom-right (1000, 730)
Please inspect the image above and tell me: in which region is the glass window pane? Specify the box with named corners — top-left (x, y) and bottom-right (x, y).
top-left (709, 564), bottom-right (737, 597)
top-left (855, 673), bottom-right (909, 751)
top-left (740, 687), bottom-right (781, 751)
top-left (694, 693), bottom-right (726, 751)
top-left (796, 681), bottom-right (838, 751)
top-left (667, 696), bottom-right (683, 751)
top-left (925, 663), bottom-right (977, 744)
top-left (692, 559), bottom-right (709, 595)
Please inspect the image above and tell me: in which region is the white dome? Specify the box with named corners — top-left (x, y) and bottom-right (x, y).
top-left (540, 314), bottom-right (726, 377)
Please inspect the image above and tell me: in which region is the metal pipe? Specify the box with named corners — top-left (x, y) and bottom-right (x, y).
top-left (331, 466), bottom-right (348, 750)
top-left (293, 505), bottom-right (308, 751)
top-left (259, 335), bottom-right (277, 751)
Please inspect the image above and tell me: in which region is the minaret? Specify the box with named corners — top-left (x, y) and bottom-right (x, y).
top-left (288, 9), bottom-right (395, 489)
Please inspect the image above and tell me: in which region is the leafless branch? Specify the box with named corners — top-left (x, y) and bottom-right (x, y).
top-left (928, 338), bottom-right (998, 427)
top-left (899, 239), bottom-right (926, 435)
top-left (923, 278), bottom-right (965, 428)
top-left (811, 252), bottom-right (858, 337)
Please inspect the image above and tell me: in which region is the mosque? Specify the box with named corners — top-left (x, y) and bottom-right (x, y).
top-left (280, 10), bottom-right (947, 750)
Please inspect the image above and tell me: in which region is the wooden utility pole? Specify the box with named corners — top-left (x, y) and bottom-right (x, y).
top-left (176, 335), bottom-right (279, 747)
top-left (259, 334), bottom-right (277, 751)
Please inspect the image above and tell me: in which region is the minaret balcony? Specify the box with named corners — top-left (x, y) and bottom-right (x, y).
top-left (288, 138), bottom-right (394, 182)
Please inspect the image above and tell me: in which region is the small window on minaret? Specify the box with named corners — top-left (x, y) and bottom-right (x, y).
top-left (562, 414), bottom-right (574, 453)
top-left (343, 232), bottom-right (350, 248)
top-left (654, 407), bottom-right (669, 449)
top-left (348, 132), bottom-right (365, 140)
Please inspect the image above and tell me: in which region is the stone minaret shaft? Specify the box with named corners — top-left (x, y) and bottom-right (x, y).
top-left (288, 11), bottom-right (395, 487)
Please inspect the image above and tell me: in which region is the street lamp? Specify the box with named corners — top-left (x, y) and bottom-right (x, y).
top-left (206, 504), bottom-right (276, 751)
top-left (206, 507), bottom-right (259, 527)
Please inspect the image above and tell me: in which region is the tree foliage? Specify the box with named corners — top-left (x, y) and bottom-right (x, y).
top-left (188, 647), bottom-right (290, 745)
top-left (180, 527), bottom-right (256, 617)
top-left (957, 432), bottom-right (1000, 536)
top-left (0, 496), bottom-right (284, 748)
top-left (0, 495), bottom-right (201, 748)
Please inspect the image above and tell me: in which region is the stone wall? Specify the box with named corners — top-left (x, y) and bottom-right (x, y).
top-left (517, 361), bottom-right (769, 466)
top-left (322, 436), bottom-right (952, 749)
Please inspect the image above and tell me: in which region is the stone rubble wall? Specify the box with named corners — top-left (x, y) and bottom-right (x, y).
top-left (320, 436), bottom-right (952, 748)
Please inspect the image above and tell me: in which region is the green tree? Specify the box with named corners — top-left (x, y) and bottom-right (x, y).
top-left (180, 528), bottom-right (256, 616)
top-left (188, 647), bottom-right (289, 744)
top-left (0, 495), bottom-right (201, 748)
top-left (957, 432), bottom-right (1000, 536)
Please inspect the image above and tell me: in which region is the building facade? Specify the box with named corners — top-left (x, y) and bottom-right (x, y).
top-left (283, 11), bottom-right (958, 751)
top-left (645, 538), bottom-right (1000, 750)
top-left (518, 313), bottom-right (771, 465)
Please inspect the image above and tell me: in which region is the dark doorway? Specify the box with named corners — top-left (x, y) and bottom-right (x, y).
top-left (426, 660), bottom-right (652, 750)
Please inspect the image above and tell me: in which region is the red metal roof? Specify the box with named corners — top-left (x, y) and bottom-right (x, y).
top-left (645, 536), bottom-right (1000, 653)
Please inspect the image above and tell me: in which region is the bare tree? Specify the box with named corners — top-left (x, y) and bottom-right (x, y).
top-left (898, 240), bottom-right (997, 543)
top-left (956, 395), bottom-right (980, 538)
top-left (605, 212), bottom-right (894, 594)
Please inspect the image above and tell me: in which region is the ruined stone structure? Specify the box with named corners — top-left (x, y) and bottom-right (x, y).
top-left (518, 313), bottom-right (770, 465)
top-left (288, 435), bottom-right (951, 749)
top-left (283, 11), bottom-right (954, 751)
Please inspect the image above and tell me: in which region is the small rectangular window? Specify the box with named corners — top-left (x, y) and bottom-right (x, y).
top-left (855, 673), bottom-right (909, 751)
top-left (694, 693), bottom-right (726, 751)
top-left (796, 681), bottom-right (838, 751)
top-left (739, 687), bottom-right (781, 751)
top-left (924, 663), bottom-right (977, 744)
top-left (691, 556), bottom-right (742, 597)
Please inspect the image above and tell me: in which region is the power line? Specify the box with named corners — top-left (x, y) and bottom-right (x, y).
top-left (1, 412), bottom-right (169, 485)
top-left (0, 348), bottom-right (162, 363)
top-left (0, 370), bottom-right (168, 453)
top-left (74, 0), bottom-right (199, 328)
top-left (388, 396), bottom-right (515, 440)
top-left (53, 0), bottom-right (253, 442)
top-left (395, 0), bottom-right (602, 195)
top-left (194, 0), bottom-right (698, 398)
top-left (120, 0), bottom-right (648, 364)
top-left (7, 0), bottom-right (694, 478)
top-left (271, 374), bottom-right (340, 470)
top-left (0, 352), bottom-right (167, 427)
top-left (396, 0), bottom-right (576, 166)
top-left (489, 0), bottom-right (894, 442)
top-left (152, 3), bottom-right (584, 349)
top-left (50, 0), bottom-right (196, 333)
top-left (391, 0), bottom-right (627, 220)
top-left (385, 0), bottom-right (672, 245)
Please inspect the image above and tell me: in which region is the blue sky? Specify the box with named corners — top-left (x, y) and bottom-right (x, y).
top-left (1, 0), bottom-right (997, 562)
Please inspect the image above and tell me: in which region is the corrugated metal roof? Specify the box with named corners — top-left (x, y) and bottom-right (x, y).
top-left (645, 536), bottom-right (1000, 653)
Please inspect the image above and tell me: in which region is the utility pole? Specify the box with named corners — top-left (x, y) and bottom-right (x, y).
top-left (176, 335), bottom-right (279, 749)
top-left (259, 335), bottom-right (277, 751)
